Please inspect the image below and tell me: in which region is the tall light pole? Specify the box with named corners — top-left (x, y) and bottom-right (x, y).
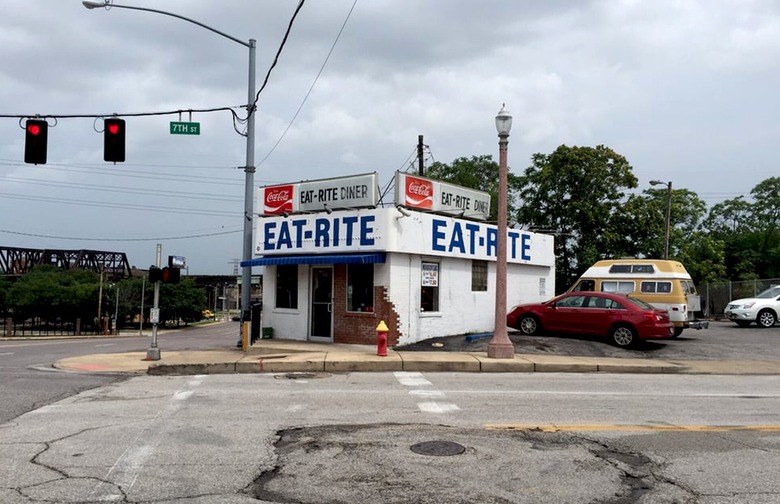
top-left (487, 104), bottom-right (515, 359)
top-left (82, 0), bottom-right (257, 331)
top-left (650, 179), bottom-right (672, 259)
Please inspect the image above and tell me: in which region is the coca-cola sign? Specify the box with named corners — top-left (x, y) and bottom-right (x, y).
top-left (394, 171), bottom-right (491, 220)
top-left (263, 185), bottom-right (294, 215)
top-left (404, 175), bottom-right (434, 209)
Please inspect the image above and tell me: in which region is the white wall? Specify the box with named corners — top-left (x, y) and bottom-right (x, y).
top-left (387, 253), bottom-right (555, 346)
top-left (261, 264), bottom-right (310, 341)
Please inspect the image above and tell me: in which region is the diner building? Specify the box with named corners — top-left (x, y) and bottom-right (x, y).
top-left (242, 172), bottom-right (555, 347)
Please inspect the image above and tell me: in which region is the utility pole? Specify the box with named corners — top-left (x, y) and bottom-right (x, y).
top-left (146, 244), bottom-right (162, 361)
top-left (417, 135), bottom-right (425, 176)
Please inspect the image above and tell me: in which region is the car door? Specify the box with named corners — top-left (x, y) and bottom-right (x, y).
top-left (545, 295), bottom-right (587, 333)
top-left (579, 295), bottom-right (611, 335)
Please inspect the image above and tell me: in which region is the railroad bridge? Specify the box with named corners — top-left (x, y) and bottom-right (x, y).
top-left (0, 246), bottom-right (132, 281)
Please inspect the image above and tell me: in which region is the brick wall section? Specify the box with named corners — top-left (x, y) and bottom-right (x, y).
top-left (332, 264), bottom-right (401, 346)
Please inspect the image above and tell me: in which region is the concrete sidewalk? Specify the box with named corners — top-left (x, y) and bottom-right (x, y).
top-left (53, 338), bottom-right (780, 376)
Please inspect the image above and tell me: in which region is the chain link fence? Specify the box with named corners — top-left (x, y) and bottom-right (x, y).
top-left (699, 278), bottom-right (780, 318)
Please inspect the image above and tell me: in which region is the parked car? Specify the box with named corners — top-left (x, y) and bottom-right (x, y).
top-left (724, 286), bottom-right (780, 328)
top-left (506, 291), bottom-right (674, 348)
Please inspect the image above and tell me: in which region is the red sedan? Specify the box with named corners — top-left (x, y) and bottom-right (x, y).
top-left (506, 291), bottom-right (674, 348)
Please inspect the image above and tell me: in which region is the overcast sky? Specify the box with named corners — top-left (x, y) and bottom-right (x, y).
top-left (1, 0), bottom-right (778, 275)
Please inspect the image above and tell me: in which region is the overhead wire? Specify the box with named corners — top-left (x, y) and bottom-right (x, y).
top-left (257, 0), bottom-right (357, 166)
top-left (0, 3), bottom-right (312, 243)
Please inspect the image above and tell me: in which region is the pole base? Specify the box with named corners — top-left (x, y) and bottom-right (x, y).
top-left (487, 341), bottom-right (515, 359)
top-left (145, 347), bottom-right (161, 361)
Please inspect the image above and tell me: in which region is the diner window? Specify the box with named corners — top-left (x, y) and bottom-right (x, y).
top-left (471, 260), bottom-right (488, 291)
top-left (421, 262), bottom-right (439, 312)
top-left (347, 263), bottom-right (374, 312)
top-left (275, 264), bottom-right (298, 309)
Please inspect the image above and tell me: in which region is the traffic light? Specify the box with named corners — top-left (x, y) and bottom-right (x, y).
top-left (24, 119), bottom-right (48, 165)
top-left (148, 266), bottom-right (180, 284)
top-left (149, 266), bottom-right (163, 283)
top-left (161, 267), bottom-right (181, 285)
top-left (104, 118), bottom-right (126, 162)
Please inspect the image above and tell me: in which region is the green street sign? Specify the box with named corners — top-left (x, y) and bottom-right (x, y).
top-left (170, 121), bottom-right (200, 135)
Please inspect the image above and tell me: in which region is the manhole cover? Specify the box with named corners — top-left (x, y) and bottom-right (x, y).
top-left (410, 440), bottom-right (466, 456)
top-left (282, 372), bottom-right (316, 379)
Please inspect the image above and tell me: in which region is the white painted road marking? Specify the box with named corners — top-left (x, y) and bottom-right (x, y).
top-left (394, 371), bottom-right (460, 414)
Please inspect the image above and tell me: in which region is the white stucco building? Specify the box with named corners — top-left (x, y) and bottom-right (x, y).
top-left (243, 172), bottom-right (555, 346)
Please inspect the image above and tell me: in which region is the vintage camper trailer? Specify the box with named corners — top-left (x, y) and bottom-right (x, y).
top-left (568, 259), bottom-right (708, 336)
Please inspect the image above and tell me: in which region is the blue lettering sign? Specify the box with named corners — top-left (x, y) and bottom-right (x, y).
top-left (359, 215), bottom-right (375, 246)
top-left (315, 218), bottom-right (330, 247)
top-left (465, 223), bottom-right (480, 254)
top-left (432, 219), bottom-right (446, 252)
top-left (448, 222), bottom-right (465, 253)
top-left (263, 221), bottom-right (276, 251)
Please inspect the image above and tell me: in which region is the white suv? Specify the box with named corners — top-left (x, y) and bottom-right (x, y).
top-left (724, 286), bottom-right (780, 328)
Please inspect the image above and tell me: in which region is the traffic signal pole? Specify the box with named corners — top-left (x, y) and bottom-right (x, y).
top-left (146, 243), bottom-right (162, 361)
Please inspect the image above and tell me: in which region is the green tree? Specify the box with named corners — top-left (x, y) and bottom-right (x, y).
top-left (515, 144), bottom-right (638, 293)
top-left (158, 277), bottom-right (206, 326)
top-left (7, 266), bottom-right (100, 323)
top-left (0, 276), bottom-right (11, 316)
top-left (424, 155), bottom-right (523, 221)
top-left (704, 177), bottom-right (780, 280)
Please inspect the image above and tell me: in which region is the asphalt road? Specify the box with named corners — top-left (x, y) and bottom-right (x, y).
top-left (0, 321), bottom-right (238, 424)
top-left (1, 372), bottom-right (778, 503)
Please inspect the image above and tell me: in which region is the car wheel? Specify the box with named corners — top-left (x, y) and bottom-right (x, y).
top-left (610, 324), bottom-right (638, 348)
top-left (671, 327), bottom-right (684, 338)
top-left (757, 310), bottom-right (777, 328)
top-left (735, 321), bottom-right (752, 328)
top-left (518, 315), bottom-right (540, 335)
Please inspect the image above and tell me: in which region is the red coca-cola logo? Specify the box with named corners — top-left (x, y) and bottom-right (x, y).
top-left (405, 176), bottom-right (433, 209)
top-left (263, 185), bottom-right (294, 215)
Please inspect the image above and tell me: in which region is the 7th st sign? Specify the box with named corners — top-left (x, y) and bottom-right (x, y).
top-left (170, 121), bottom-right (200, 135)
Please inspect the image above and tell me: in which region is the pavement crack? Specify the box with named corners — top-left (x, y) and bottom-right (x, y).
top-left (13, 426), bottom-right (129, 503)
top-left (571, 435), bottom-right (699, 504)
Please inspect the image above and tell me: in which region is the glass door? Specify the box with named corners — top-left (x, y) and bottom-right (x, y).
top-left (310, 267), bottom-right (333, 341)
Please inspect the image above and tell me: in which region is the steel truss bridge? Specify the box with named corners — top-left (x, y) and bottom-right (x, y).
top-left (0, 246), bottom-right (132, 281)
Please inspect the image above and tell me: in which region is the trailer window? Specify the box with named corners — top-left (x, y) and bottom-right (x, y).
top-left (641, 281), bottom-right (672, 293)
top-left (608, 264), bottom-right (655, 274)
top-left (602, 281), bottom-right (634, 293)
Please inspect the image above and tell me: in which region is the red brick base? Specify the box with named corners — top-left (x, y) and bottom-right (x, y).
top-left (331, 264), bottom-right (400, 346)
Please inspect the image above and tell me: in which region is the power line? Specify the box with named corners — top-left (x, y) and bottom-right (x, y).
top-left (0, 192), bottom-right (237, 217)
top-left (257, 0), bottom-right (357, 166)
top-left (0, 227), bottom-right (242, 242)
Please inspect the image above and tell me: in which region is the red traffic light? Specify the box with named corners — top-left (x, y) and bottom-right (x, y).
top-left (24, 119), bottom-right (48, 165)
top-left (103, 118), bottom-right (126, 163)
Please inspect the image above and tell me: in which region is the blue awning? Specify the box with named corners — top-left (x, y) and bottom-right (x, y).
top-left (241, 252), bottom-right (386, 267)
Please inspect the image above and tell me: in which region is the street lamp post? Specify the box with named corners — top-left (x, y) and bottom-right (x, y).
top-left (82, 0), bottom-right (257, 332)
top-left (487, 104), bottom-right (515, 359)
top-left (650, 179), bottom-right (672, 259)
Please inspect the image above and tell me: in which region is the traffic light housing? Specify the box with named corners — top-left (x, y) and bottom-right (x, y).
top-left (149, 266), bottom-right (180, 284)
top-left (104, 118), bottom-right (126, 162)
top-left (161, 267), bottom-right (181, 285)
top-left (149, 266), bottom-right (163, 283)
top-left (24, 119), bottom-right (48, 165)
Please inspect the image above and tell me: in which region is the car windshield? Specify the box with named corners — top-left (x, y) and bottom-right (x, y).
top-left (756, 286), bottom-right (780, 299)
top-left (624, 297), bottom-right (655, 310)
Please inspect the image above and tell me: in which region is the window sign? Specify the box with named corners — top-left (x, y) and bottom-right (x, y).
top-left (421, 262), bottom-right (439, 287)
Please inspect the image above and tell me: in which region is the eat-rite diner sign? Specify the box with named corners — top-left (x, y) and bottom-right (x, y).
top-left (261, 173), bottom-right (378, 215)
